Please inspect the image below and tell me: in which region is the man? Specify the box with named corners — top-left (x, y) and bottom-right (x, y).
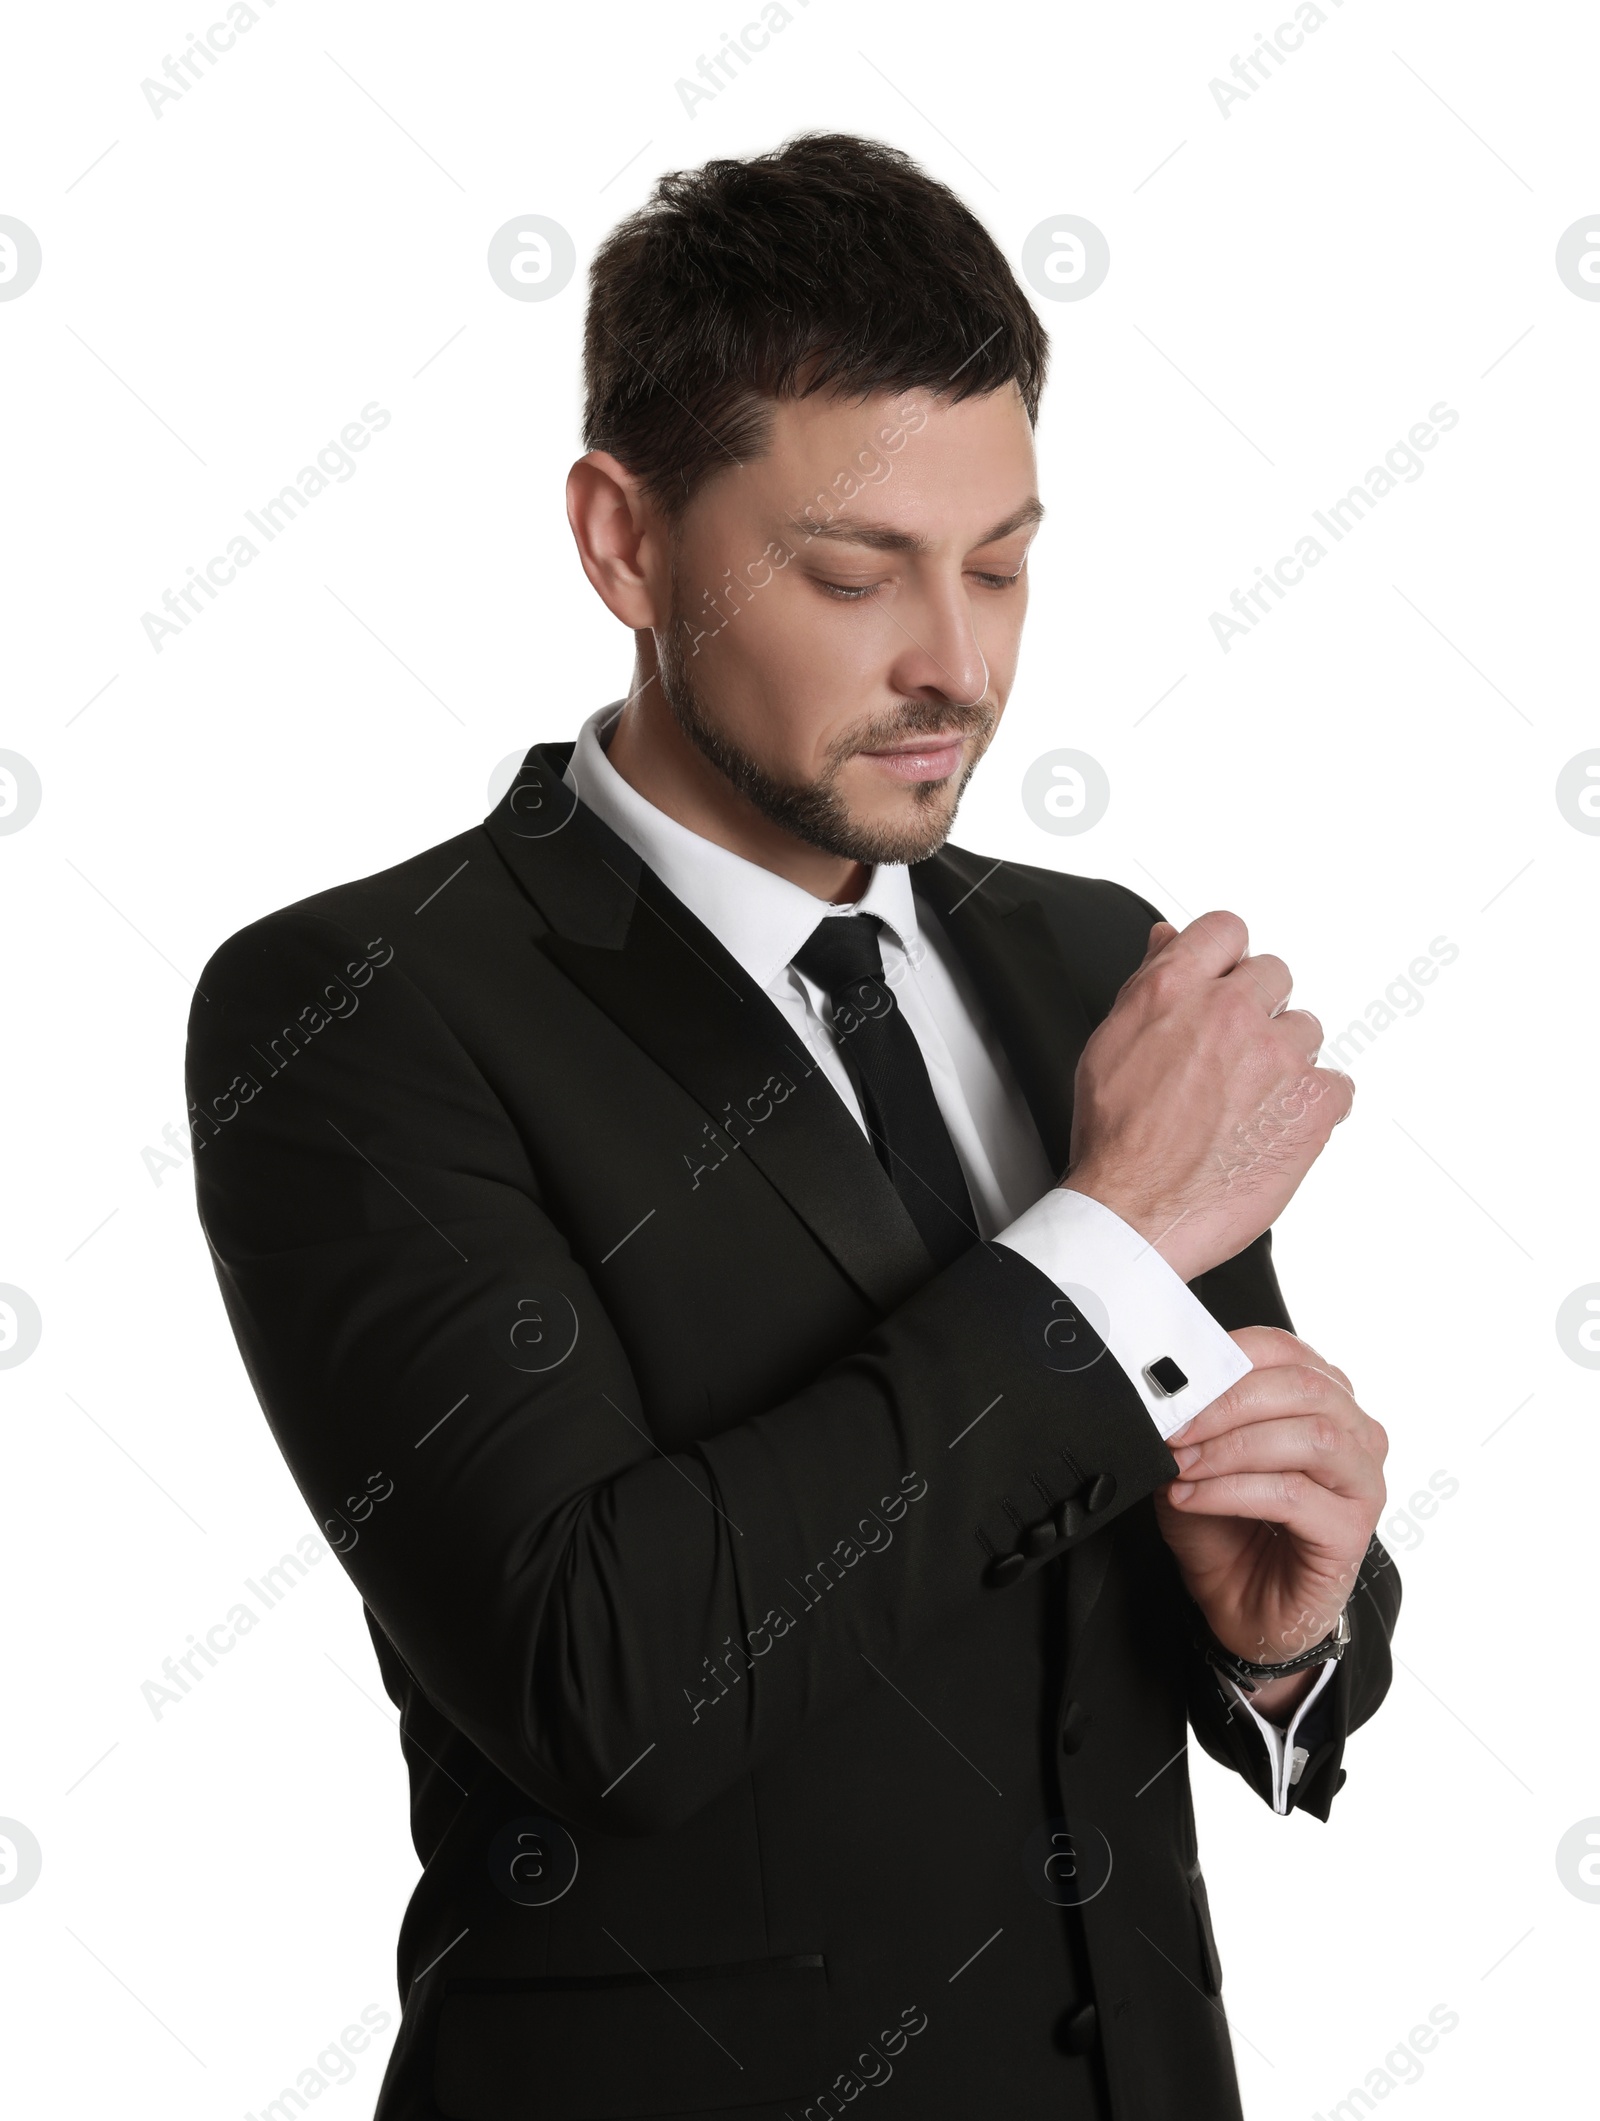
top-left (188, 133), bottom-right (1396, 2121)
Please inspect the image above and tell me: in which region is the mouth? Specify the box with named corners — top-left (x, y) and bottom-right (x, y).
top-left (856, 733), bottom-right (966, 784)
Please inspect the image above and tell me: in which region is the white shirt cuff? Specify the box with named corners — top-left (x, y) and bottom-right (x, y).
top-left (992, 1186), bottom-right (1252, 1441)
top-left (1223, 1657), bottom-right (1338, 1813)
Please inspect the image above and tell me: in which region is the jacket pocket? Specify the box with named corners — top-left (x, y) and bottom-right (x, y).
top-left (433, 1953), bottom-right (827, 2120)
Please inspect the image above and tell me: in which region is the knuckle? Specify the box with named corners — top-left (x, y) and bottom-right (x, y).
top-left (1308, 1415), bottom-right (1344, 1455)
top-left (1208, 909), bottom-right (1249, 954)
top-left (1218, 988), bottom-right (1262, 1037)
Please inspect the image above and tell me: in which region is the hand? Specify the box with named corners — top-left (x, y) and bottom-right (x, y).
top-left (1152, 1325), bottom-right (1387, 1713)
top-left (1065, 912), bottom-right (1354, 1284)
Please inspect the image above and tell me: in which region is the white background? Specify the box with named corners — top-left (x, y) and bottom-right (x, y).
top-left (3, 2), bottom-right (1596, 2114)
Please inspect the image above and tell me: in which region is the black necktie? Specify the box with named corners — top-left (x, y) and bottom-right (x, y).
top-left (791, 913), bottom-right (978, 1269)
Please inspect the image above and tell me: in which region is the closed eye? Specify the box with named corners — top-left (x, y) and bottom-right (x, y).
top-left (812, 566), bottom-right (1025, 601)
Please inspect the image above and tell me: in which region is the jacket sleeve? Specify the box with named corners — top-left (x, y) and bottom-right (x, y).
top-left (187, 906), bottom-right (1181, 1836)
top-left (1070, 881), bottom-right (1401, 1817)
top-left (1174, 1226), bottom-right (1401, 1818)
top-left (1180, 1532), bottom-right (1401, 1819)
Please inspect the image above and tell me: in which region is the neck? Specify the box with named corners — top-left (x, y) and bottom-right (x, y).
top-left (603, 653), bottom-right (869, 906)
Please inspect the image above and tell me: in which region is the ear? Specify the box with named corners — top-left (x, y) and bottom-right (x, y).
top-left (566, 451), bottom-right (670, 629)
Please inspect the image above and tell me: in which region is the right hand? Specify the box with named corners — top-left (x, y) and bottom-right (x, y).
top-left (1063, 911), bottom-right (1352, 1283)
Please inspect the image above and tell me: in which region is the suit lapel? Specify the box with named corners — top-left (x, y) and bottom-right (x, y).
top-left (484, 742), bottom-right (937, 1314)
top-left (489, 746), bottom-right (1130, 1644)
top-left (911, 846), bottom-right (1124, 1660)
top-left (484, 746), bottom-right (1108, 1317)
top-left (910, 845), bottom-right (1097, 1177)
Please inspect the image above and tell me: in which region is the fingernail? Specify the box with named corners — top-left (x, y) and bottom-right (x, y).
top-left (1169, 1415), bottom-right (1195, 1440)
top-left (1172, 1445), bottom-right (1200, 1472)
top-left (1169, 1481), bottom-right (1194, 1502)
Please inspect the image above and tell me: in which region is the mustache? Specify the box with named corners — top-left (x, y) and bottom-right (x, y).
top-left (829, 698), bottom-right (997, 766)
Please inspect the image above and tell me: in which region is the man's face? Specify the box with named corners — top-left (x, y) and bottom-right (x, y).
top-left (653, 383), bottom-right (1041, 866)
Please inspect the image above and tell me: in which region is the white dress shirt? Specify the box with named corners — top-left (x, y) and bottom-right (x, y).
top-left (562, 699), bottom-right (1334, 1802)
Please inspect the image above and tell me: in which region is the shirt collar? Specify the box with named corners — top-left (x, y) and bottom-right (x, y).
top-left (563, 699), bottom-right (921, 991)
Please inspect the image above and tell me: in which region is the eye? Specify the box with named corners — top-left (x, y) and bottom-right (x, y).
top-left (972, 568), bottom-right (1024, 590)
top-left (812, 578), bottom-right (879, 602)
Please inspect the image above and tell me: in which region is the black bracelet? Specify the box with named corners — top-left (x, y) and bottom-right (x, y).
top-left (1198, 1604), bottom-right (1350, 1695)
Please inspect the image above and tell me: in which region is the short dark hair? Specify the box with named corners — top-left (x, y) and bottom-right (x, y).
top-left (582, 132), bottom-right (1049, 518)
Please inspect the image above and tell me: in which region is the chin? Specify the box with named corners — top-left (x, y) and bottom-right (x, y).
top-left (829, 785), bottom-right (964, 867)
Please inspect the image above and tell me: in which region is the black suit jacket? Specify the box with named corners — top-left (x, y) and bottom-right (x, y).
top-left (186, 741), bottom-right (1399, 2121)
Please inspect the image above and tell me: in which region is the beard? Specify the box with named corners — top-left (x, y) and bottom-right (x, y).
top-left (655, 580), bottom-right (999, 868)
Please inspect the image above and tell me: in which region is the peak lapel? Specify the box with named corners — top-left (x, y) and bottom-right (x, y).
top-left (484, 744), bottom-right (937, 1314)
top-left (911, 846), bottom-right (1097, 1178)
top-left (914, 847), bottom-right (1148, 1662)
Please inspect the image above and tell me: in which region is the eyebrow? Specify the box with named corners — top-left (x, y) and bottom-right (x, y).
top-left (781, 497), bottom-right (1045, 555)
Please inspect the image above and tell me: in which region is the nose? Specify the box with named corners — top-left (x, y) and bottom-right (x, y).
top-left (883, 572), bottom-right (989, 709)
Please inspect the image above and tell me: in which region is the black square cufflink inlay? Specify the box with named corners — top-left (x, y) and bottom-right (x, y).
top-left (1142, 1355), bottom-right (1189, 1397)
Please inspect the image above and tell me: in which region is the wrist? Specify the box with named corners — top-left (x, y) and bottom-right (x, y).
top-left (1059, 1171), bottom-right (1204, 1283)
top-left (1196, 1603), bottom-right (1351, 1695)
top-left (1242, 1664), bottom-right (1320, 1724)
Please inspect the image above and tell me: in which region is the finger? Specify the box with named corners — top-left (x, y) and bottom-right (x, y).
top-left (1271, 1004), bottom-right (1324, 1055)
top-left (1163, 1469), bottom-right (1361, 1544)
top-left (1119, 919), bottom-right (1177, 998)
top-left (1313, 1063), bottom-right (1356, 1132)
top-left (1328, 1065), bottom-right (1356, 1125)
top-left (1226, 1326), bottom-right (1354, 1399)
top-left (1228, 1324), bottom-right (1313, 1369)
top-left (1139, 908), bottom-right (1249, 985)
top-left (1220, 949), bottom-right (1292, 1019)
top-left (1246, 1054), bottom-right (1355, 1139)
top-left (1170, 1414), bottom-right (1386, 1504)
top-left (1173, 1360), bottom-right (1357, 1449)
top-left (1162, 1374), bottom-right (1375, 1459)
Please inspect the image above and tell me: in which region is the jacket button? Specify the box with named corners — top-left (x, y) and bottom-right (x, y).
top-left (1085, 1472), bottom-right (1116, 1514)
top-left (1060, 1701), bottom-right (1091, 1755)
top-left (1053, 1499), bottom-right (1086, 1541)
top-left (1053, 2002), bottom-right (1098, 2055)
top-left (1024, 1518), bottom-right (1058, 1559)
top-left (1335, 1768), bottom-right (1348, 1793)
top-left (985, 1552), bottom-right (1026, 1588)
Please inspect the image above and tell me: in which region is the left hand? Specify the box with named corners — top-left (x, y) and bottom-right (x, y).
top-left (1154, 1325), bottom-right (1388, 1707)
